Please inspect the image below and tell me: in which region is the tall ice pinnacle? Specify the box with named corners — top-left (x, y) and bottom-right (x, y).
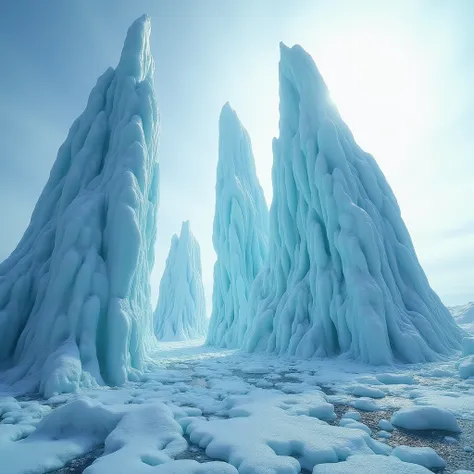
top-left (207, 103), bottom-right (269, 348)
top-left (244, 43), bottom-right (461, 364)
top-left (0, 15), bottom-right (159, 396)
top-left (154, 221), bottom-right (207, 340)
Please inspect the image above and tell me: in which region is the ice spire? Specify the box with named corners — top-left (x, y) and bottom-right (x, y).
top-left (0, 15), bottom-right (159, 396)
top-left (206, 103), bottom-right (269, 348)
top-left (244, 43), bottom-right (461, 364)
top-left (154, 221), bottom-right (207, 340)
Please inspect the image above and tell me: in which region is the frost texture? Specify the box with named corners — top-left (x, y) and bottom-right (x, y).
top-left (245, 43), bottom-right (461, 364)
top-left (0, 16), bottom-right (159, 396)
top-left (154, 221), bottom-right (207, 340)
top-left (207, 103), bottom-right (269, 348)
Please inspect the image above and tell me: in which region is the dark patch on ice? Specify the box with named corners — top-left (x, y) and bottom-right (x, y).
top-left (174, 434), bottom-right (214, 463)
top-left (46, 445), bottom-right (104, 474)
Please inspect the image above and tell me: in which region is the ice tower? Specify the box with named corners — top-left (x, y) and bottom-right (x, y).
top-left (245, 44), bottom-right (461, 364)
top-left (0, 16), bottom-right (159, 396)
top-left (207, 104), bottom-right (269, 348)
top-left (154, 221), bottom-right (207, 340)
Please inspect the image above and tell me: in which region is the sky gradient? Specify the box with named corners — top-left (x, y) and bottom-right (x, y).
top-left (0, 0), bottom-right (473, 311)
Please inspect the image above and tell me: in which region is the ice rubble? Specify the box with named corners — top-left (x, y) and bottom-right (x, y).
top-left (244, 43), bottom-right (461, 364)
top-left (0, 15), bottom-right (159, 396)
top-left (154, 221), bottom-right (207, 340)
top-left (207, 103), bottom-right (269, 348)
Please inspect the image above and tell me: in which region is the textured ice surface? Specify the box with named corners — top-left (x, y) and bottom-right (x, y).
top-left (207, 103), bottom-right (269, 348)
top-left (154, 221), bottom-right (207, 340)
top-left (244, 43), bottom-right (461, 364)
top-left (0, 15), bottom-right (159, 396)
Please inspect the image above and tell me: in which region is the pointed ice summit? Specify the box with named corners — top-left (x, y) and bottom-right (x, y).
top-left (0, 15), bottom-right (159, 396)
top-left (207, 103), bottom-right (269, 348)
top-left (154, 221), bottom-right (207, 340)
top-left (245, 43), bottom-right (461, 364)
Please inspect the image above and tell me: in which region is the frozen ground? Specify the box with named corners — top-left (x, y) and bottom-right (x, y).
top-left (1, 335), bottom-right (473, 474)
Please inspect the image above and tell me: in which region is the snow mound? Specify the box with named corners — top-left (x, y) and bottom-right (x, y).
top-left (392, 445), bottom-right (446, 469)
top-left (0, 15), bottom-right (159, 396)
top-left (376, 373), bottom-right (416, 385)
top-left (391, 406), bottom-right (461, 432)
top-left (312, 454), bottom-right (432, 473)
top-left (154, 221), bottom-right (207, 340)
top-left (0, 397), bottom-right (238, 474)
top-left (244, 43), bottom-right (461, 364)
top-left (207, 103), bottom-right (269, 349)
top-left (184, 389), bottom-right (389, 473)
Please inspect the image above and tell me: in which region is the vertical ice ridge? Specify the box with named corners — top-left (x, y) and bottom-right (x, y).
top-left (154, 221), bottom-right (207, 341)
top-left (0, 16), bottom-right (159, 396)
top-left (206, 103), bottom-right (269, 348)
top-left (244, 43), bottom-right (462, 364)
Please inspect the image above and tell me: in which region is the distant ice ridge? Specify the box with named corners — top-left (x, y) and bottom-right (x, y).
top-left (449, 302), bottom-right (474, 326)
top-left (244, 43), bottom-right (461, 364)
top-left (0, 15), bottom-right (159, 396)
top-left (154, 221), bottom-right (207, 340)
top-left (206, 103), bottom-right (269, 348)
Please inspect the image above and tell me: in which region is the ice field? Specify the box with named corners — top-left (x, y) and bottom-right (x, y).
top-left (0, 13), bottom-right (473, 474)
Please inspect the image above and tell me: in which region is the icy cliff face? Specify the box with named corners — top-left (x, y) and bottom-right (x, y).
top-left (245, 44), bottom-right (461, 364)
top-left (206, 104), bottom-right (269, 348)
top-left (0, 15), bottom-right (159, 396)
top-left (154, 221), bottom-right (207, 340)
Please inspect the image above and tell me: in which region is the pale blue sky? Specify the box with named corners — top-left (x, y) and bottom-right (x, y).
top-left (0, 0), bottom-right (473, 310)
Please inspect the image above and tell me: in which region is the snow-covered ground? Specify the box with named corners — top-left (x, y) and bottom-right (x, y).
top-left (1, 336), bottom-right (473, 474)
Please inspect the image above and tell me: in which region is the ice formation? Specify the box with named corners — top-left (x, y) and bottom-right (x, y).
top-left (0, 15), bottom-right (159, 396)
top-left (154, 221), bottom-right (207, 340)
top-left (206, 103), bottom-right (269, 348)
top-left (244, 43), bottom-right (462, 364)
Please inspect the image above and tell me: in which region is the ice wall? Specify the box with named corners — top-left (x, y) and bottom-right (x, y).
top-left (0, 15), bottom-right (159, 396)
top-left (245, 44), bottom-right (461, 364)
top-left (206, 104), bottom-right (269, 348)
top-left (154, 221), bottom-right (207, 340)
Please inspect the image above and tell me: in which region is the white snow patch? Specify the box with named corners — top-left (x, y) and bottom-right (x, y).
top-left (391, 406), bottom-right (461, 432)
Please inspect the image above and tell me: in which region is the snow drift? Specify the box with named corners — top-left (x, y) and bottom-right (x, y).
top-left (207, 103), bottom-right (269, 348)
top-left (154, 221), bottom-right (207, 340)
top-left (0, 15), bottom-right (159, 396)
top-left (245, 43), bottom-right (461, 364)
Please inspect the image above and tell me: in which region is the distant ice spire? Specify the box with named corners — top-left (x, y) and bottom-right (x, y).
top-left (206, 103), bottom-right (269, 348)
top-left (244, 43), bottom-right (461, 363)
top-left (0, 15), bottom-right (159, 396)
top-left (154, 221), bottom-right (207, 340)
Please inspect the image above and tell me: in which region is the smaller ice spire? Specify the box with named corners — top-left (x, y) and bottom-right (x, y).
top-left (206, 104), bottom-right (269, 349)
top-left (154, 221), bottom-right (207, 341)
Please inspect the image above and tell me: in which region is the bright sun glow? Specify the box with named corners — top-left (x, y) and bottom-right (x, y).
top-left (314, 29), bottom-right (433, 161)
